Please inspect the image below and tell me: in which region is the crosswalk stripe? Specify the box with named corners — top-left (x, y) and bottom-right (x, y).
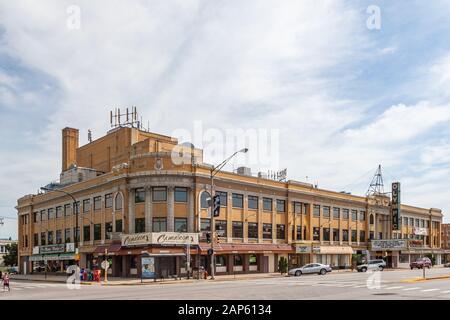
top-left (421, 289), bottom-right (439, 292)
top-left (353, 285), bottom-right (368, 288)
top-left (402, 287), bottom-right (421, 291)
top-left (440, 290), bottom-right (450, 294)
top-left (385, 286), bottom-right (404, 290)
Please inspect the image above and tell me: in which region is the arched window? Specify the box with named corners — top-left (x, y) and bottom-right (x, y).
top-left (369, 214), bottom-right (374, 225)
top-left (115, 193), bottom-right (123, 211)
top-left (200, 191), bottom-right (211, 209)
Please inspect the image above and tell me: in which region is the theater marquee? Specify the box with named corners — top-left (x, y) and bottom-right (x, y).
top-left (121, 232), bottom-right (200, 246)
top-left (392, 182), bottom-right (401, 230)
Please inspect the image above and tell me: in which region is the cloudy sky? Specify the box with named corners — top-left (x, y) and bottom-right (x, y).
top-left (1, 0), bottom-right (450, 239)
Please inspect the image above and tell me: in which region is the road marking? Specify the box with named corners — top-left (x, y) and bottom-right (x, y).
top-left (440, 290), bottom-right (450, 294)
top-left (421, 288), bottom-right (440, 292)
top-left (385, 286), bottom-right (404, 290)
top-left (353, 285), bottom-right (368, 288)
top-left (402, 287), bottom-right (421, 291)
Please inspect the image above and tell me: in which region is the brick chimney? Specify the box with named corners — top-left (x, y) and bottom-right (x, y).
top-left (62, 127), bottom-right (79, 172)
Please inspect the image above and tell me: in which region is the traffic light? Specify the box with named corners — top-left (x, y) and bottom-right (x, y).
top-left (213, 194), bottom-right (220, 217)
top-left (206, 232), bottom-right (211, 243)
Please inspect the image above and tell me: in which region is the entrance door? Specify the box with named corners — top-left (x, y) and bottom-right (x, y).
top-left (262, 256), bottom-right (269, 273)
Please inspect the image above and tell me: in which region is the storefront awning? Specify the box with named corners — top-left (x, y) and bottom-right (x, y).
top-left (29, 253), bottom-right (75, 262)
top-left (198, 243), bottom-right (294, 254)
top-left (94, 244), bottom-right (122, 254)
top-left (316, 246), bottom-right (353, 254)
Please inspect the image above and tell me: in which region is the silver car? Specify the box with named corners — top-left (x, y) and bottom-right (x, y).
top-left (288, 263), bottom-right (332, 276)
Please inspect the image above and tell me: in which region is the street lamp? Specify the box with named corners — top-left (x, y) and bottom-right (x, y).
top-left (41, 187), bottom-right (79, 264)
top-left (209, 148), bottom-right (248, 280)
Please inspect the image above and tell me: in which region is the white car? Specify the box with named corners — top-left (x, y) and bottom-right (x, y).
top-left (356, 259), bottom-right (386, 272)
top-left (288, 263), bottom-right (332, 276)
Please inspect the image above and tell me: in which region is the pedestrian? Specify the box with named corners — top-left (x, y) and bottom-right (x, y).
top-left (2, 273), bottom-right (10, 292)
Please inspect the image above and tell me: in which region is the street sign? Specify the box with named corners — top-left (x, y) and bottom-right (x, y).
top-left (101, 260), bottom-right (110, 270)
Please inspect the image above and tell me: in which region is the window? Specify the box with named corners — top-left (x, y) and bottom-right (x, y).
top-left (249, 254), bottom-right (257, 266)
top-left (48, 231), bottom-right (54, 245)
top-left (333, 208), bottom-right (340, 219)
top-left (403, 217), bottom-right (408, 226)
top-left (83, 225), bottom-right (90, 241)
top-left (360, 231), bottom-right (366, 242)
top-left (105, 193), bottom-right (113, 208)
top-left (359, 211), bottom-right (366, 221)
top-left (34, 233), bottom-right (39, 246)
top-left (41, 232), bottom-right (46, 245)
top-left (56, 230), bottom-right (62, 244)
top-left (65, 228), bottom-right (71, 243)
top-left (40, 209), bottom-right (47, 221)
top-left (234, 254), bottom-right (243, 266)
top-left (409, 218), bottom-right (414, 226)
top-left (343, 209), bottom-right (349, 220)
top-left (93, 196), bottom-right (102, 210)
top-left (105, 222), bottom-right (113, 239)
top-left (296, 226), bottom-right (302, 240)
top-left (313, 205), bottom-right (320, 217)
top-left (415, 219), bottom-right (420, 227)
top-left (74, 201), bottom-right (80, 214)
top-left (276, 200), bottom-right (286, 213)
top-left (56, 206), bottom-right (63, 218)
top-left (351, 230), bottom-right (357, 242)
top-left (370, 214), bottom-right (374, 225)
top-left (152, 217), bottom-right (166, 232)
top-left (379, 232), bottom-right (383, 239)
top-left (248, 222), bottom-right (258, 239)
top-left (201, 218), bottom-right (211, 232)
top-left (135, 188), bottom-right (146, 203)
top-left (351, 210), bottom-right (358, 221)
top-left (135, 218), bottom-right (146, 233)
top-left (217, 191), bottom-right (227, 207)
top-left (152, 187), bottom-right (167, 202)
top-left (115, 219), bottom-right (123, 233)
top-left (263, 198), bottom-right (272, 211)
top-left (175, 218), bottom-right (187, 232)
top-left (74, 227), bottom-right (80, 242)
top-left (174, 187), bottom-right (188, 202)
top-left (369, 231), bottom-right (374, 240)
top-left (115, 193), bottom-right (123, 210)
top-left (201, 192), bottom-right (211, 209)
top-left (323, 206), bottom-right (330, 218)
top-left (248, 196), bottom-right (258, 210)
top-left (425, 220), bottom-right (430, 228)
top-left (232, 193), bottom-right (244, 208)
top-left (323, 228), bottom-right (330, 241)
top-left (33, 212), bottom-right (38, 223)
top-left (232, 221), bottom-right (243, 238)
top-left (83, 199), bottom-right (91, 213)
top-left (333, 229), bottom-right (339, 241)
top-left (64, 204), bottom-right (72, 216)
top-left (420, 219), bottom-right (425, 228)
top-left (263, 224), bottom-right (272, 239)
top-left (48, 208), bottom-right (54, 219)
top-left (313, 227), bottom-right (320, 241)
top-left (215, 255), bottom-right (227, 267)
top-left (93, 224), bottom-right (101, 240)
top-left (342, 229), bottom-right (349, 241)
top-left (293, 202), bottom-right (303, 214)
top-left (277, 224), bottom-right (285, 239)
top-left (216, 220), bottom-right (227, 237)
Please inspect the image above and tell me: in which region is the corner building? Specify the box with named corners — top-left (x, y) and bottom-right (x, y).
top-left (16, 125), bottom-right (445, 277)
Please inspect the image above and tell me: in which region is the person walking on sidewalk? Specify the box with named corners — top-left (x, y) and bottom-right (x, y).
top-left (2, 273), bottom-right (10, 292)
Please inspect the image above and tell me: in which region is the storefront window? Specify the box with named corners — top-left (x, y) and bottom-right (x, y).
top-left (232, 221), bottom-right (243, 238)
top-left (277, 224), bottom-right (285, 239)
top-left (115, 219), bottom-right (122, 233)
top-left (399, 254), bottom-right (409, 263)
top-left (216, 220), bottom-right (227, 237)
top-left (263, 223), bottom-right (272, 239)
top-left (105, 193), bottom-right (113, 208)
top-left (83, 225), bottom-right (90, 242)
top-left (135, 218), bottom-right (146, 233)
top-left (234, 255), bottom-right (243, 266)
top-left (201, 218), bottom-right (211, 232)
top-left (174, 187), bottom-right (188, 202)
top-left (105, 222), bottom-right (112, 239)
top-left (152, 217), bottom-right (166, 232)
top-left (248, 196), bottom-right (258, 210)
top-left (115, 193), bottom-right (123, 210)
top-left (175, 218), bottom-right (187, 232)
top-left (263, 198), bottom-right (272, 211)
top-left (248, 222), bottom-right (258, 239)
top-left (135, 188), bottom-right (146, 203)
top-left (94, 196), bottom-right (102, 210)
top-left (249, 254), bottom-right (257, 265)
top-left (215, 255), bottom-right (226, 267)
top-left (232, 193), bottom-right (244, 208)
top-left (313, 227), bottom-right (320, 241)
top-left (201, 191), bottom-right (210, 209)
top-left (323, 228), bottom-right (330, 241)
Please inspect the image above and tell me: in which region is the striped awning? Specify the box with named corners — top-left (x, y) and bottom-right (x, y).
top-left (198, 243), bottom-right (294, 254)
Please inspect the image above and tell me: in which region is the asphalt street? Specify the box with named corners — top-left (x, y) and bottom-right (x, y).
top-left (1, 268), bottom-right (450, 300)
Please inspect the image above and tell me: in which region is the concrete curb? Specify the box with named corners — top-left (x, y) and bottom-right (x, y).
top-left (402, 275), bottom-right (450, 283)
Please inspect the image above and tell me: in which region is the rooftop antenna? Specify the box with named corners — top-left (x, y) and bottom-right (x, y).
top-left (366, 164), bottom-right (385, 196)
top-left (88, 129), bottom-right (92, 143)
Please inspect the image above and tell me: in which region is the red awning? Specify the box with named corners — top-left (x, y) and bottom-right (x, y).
top-left (94, 244), bottom-right (122, 254)
top-left (197, 243), bottom-right (294, 254)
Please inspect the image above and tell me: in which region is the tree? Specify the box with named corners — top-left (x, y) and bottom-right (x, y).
top-left (278, 257), bottom-right (288, 274)
top-left (3, 242), bottom-right (18, 267)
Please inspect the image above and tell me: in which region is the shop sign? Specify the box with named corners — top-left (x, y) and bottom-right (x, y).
top-left (66, 243), bottom-right (75, 252)
top-left (142, 257), bottom-right (155, 279)
top-left (32, 246), bottom-right (40, 254)
top-left (121, 232), bottom-right (200, 246)
top-left (370, 239), bottom-right (407, 251)
top-left (391, 182), bottom-right (401, 230)
top-left (40, 244), bottom-right (65, 254)
top-left (295, 246), bottom-right (311, 254)
top-left (413, 227), bottom-right (428, 236)
top-left (408, 240), bottom-right (424, 248)
top-left (312, 246), bottom-right (321, 253)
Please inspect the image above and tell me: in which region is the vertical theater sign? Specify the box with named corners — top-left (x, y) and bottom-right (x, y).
top-left (392, 182), bottom-right (401, 230)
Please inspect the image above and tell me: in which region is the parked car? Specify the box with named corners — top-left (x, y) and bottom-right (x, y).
top-left (7, 266), bottom-right (18, 274)
top-left (444, 262), bottom-right (450, 268)
top-left (288, 263), bottom-right (332, 276)
top-left (410, 257), bottom-right (432, 270)
top-left (356, 259), bottom-right (386, 272)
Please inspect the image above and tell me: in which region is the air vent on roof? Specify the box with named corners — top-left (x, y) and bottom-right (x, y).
top-left (237, 167), bottom-right (252, 176)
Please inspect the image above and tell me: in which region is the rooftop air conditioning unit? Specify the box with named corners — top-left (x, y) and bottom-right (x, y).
top-left (237, 166), bottom-right (252, 176)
